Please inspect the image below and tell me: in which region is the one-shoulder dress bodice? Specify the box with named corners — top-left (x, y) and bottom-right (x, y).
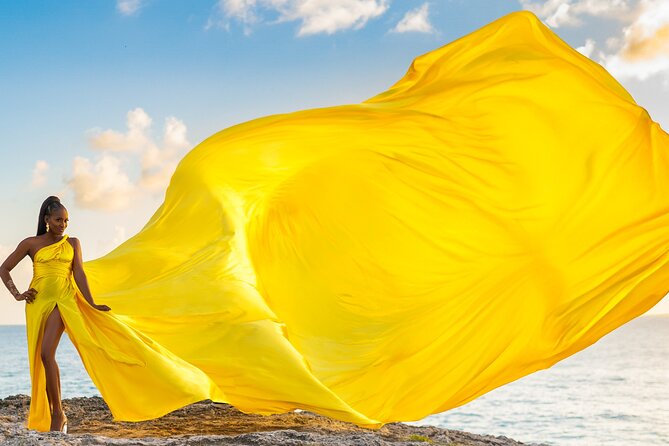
top-left (28, 235), bottom-right (75, 306)
top-left (32, 235), bottom-right (73, 280)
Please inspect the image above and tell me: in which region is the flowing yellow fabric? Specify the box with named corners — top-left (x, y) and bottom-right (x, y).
top-left (25, 10), bottom-right (669, 431)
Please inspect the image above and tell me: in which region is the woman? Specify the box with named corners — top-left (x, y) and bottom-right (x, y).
top-left (0, 196), bottom-right (111, 433)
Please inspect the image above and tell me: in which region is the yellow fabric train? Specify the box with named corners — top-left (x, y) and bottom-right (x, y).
top-left (63, 10), bottom-right (669, 429)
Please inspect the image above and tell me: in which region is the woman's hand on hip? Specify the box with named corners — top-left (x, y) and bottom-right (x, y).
top-left (16, 288), bottom-right (37, 303)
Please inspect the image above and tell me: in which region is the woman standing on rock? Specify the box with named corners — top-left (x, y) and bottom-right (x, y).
top-left (0, 196), bottom-right (111, 433)
top-left (0, 195), bottom-right (223, 434)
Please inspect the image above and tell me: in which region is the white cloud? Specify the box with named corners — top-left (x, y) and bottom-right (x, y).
top-left (65, 109), bottom-right (192, 211)
top-left (222, 0), bottom-right (259, 23)
top-left (519, 0), bottom-right (631, 27)
top-left (163, 116), bottom-right (190, 151)
top-left (140, 141), bottom-right (179, 191)
top-left (30, 160), bottom-right (49, 188)
top-left (66, 155), bottom-right (137, 211)
top-left (601, 0), bottom-right (669, 81)
top-left (392, 3), bottom-right (435, 34)
top-left (88, 108), bottom-right (155, 153)
top-left (519, 0), bottom-right (577, 27)
top-left (139, 116), bottom-right (190, 192)
top-left (572, 0), bottom-right (631, 17)
top-left (521, 1), bottom-right (669, 82)
top-left (211, 0), bottom-right (389, 36)
top-left (117, 0), bottom-right (144, 16)
top-left (576, 38), bottom-right (596, 57)
top-left (208, 0), bottom-right (256, 33)
top-left (290, 0), bottom-right (389, 36)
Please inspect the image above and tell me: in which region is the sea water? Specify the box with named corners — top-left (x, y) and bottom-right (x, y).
top-left (1, 315), bottom-right (667, 445)
top-left (409, 315), bottom-right (669, 446)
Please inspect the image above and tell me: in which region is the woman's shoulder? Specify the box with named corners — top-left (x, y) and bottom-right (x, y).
top-left (16, 236), bottom-right (43, 259)
top-left (19, 235), bottom-right (39, 250)
top-left (66, 236), bottom-right (80, 249)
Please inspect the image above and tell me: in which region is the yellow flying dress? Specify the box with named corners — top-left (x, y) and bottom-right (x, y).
top-left (25, 10), bottom-right (669, 431)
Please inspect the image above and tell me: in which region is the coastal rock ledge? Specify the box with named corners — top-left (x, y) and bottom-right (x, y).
top-left (0, 395), bottom-right (549, 446)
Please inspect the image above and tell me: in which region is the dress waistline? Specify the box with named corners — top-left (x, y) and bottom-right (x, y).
top-left (33, 263), bottom-right (72, 281)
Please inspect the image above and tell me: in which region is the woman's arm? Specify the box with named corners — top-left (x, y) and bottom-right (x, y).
top-left (70, 237), bottom-right (111, 311)
top-left (0, 239), bottom-right (37, 303)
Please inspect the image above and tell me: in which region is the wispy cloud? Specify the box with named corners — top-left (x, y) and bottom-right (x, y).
top-left (519, 0), bottom-right (631, 27)
top-left (391, 3), bottom-right (435, 34)
top-left (209, 0), bottom-right (389, 36)
top-left (66, 108), bottom-right (192, 212)
top-left (117, 0), bottom-right (144, 16)
top-left (30, 160), bottom-right (49, 188)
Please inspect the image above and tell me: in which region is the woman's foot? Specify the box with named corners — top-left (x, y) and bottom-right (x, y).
top-left (50, 412), bottom-right (67, 433)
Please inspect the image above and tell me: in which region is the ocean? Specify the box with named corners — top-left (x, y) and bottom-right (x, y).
top-left (1, 315), bottom-right (667, 445)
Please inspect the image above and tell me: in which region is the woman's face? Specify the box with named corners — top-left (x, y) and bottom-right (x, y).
top-left (45, 208), bottom-right (68, 235)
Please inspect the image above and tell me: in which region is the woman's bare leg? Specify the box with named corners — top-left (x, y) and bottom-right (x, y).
top-left (41, 304), bottom-right (66, 431)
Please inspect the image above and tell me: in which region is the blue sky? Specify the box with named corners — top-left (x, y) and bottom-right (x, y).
top-left (2, 0), bottom-right (669, 323)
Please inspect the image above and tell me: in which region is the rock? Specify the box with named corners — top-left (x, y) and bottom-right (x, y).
top-left (0, 395), bottom-right (550, 446)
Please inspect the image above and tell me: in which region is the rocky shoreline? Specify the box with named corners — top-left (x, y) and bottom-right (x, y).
top-left (0, 394), bottom-right (549, 445)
